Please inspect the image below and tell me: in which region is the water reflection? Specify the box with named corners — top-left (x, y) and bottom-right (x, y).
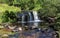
top-left (7, 28), bottom-right (57, 38)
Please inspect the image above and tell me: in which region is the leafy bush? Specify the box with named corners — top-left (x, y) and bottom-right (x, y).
top-left (2, 10), bottom-right (17, 23)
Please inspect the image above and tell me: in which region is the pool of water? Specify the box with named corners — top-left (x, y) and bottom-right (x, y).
top-left (7, 28), bottom-right (58, 38)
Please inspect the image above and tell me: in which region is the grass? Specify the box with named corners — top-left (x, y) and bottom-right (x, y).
top-left (0, 4), bottom-right (21, 12)
top-left (0, 28), bottom-right (15, 35)
top-left (0, 4), bottom-right (21, 23)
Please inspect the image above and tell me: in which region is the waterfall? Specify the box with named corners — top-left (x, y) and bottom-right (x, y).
top-left (28, 11), bottom-right (42, 28)
top-left (32, 11), bottom-right (40, 28)
top-left (17, 11), bottom-right (43, 28)
top-left (21, 15), bottom-right (25, 27)
top-left (29, 12), bottom-right (33, 21)
top-left (22, 15), bottom-right (24, 23)
top-left (28, 12), bottom-right (34, 27)
top-left (33, 11), bottom-right (40, 22)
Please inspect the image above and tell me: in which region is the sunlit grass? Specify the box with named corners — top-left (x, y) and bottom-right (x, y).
top-left (0, 4), bottom-right (21, 23)
top-left (0, 29), bottom-right (15, 35)
top-left (0, 4), bottom-right (21, 12)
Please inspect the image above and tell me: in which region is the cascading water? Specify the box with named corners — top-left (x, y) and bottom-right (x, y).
top-left (29, 12), bottom-right (33, 21)
top-left (22, 15), bottom-right (24, 23)
top-left (32, 11), bottom-right (40, 28)
top-left (28, 12), bottom-right (34, 27)
top-left (17, 11), bottom-right (43, 28)
top-left (33, 11), bottom-right (39, 21)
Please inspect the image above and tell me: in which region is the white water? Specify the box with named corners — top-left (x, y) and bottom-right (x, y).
top-left (29, 12), bottom-right (33, 21)
top-left (27, 11), bottom-right (42, 28)
top-left (22, 15), bottom-right (26, 23)
top-left (33, 11), bottom-right (40, 28)
top-left (19, 11), bottom-right (42, 28)
top-left (33, 11), bottom-right (40, 21)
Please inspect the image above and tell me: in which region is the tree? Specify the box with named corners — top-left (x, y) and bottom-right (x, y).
top-left (8, 11), bottom-right (16, 23)
top-left (8, 0), bottom-right (14, 6)
top-left (2, 10), bottom-right (16, 23)
top-left (2, 10), bottom-right (9, 23)
top-left (38, 0), bottom-right (60, 30)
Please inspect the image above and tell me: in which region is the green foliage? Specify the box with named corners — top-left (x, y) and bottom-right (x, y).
top-left (0, 0), bottom-right (60, 31)
top-left (2, 10), bottom-right (17, 23)
top-left (8, 11), bottom-right (16, 23)
top-left (0, 0), bottom-right (42, 10)
top-left (2, 10), bottom-right (9, 23)
top-left (38, 0), bottom-right (60, 30)
top-left (12, 0), bottom-right (42, 10)
top-left (0, 4), bottom-right (20, 23)
top-left (0, 4), bottom-right (21, 12)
